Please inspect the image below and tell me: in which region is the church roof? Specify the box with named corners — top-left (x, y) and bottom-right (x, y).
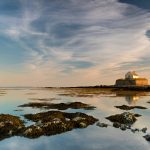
top-left (126, 71), bottom-right (138, 76)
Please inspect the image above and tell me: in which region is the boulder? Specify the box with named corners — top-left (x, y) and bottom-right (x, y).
top-left (96, 122), bottom-right (108, 128)
top-left (143, 134), bottom-right (150, 141)
top-left (19, 102), bottom-right (96, 110)
top-left (0, 114), bottom-right (25, 140)
top-left (23, 111), bottom-right (98, 138)
top-left (106, 112), bottom-right (140, 124)
top-left (115, 105), bottom-right (147, 110)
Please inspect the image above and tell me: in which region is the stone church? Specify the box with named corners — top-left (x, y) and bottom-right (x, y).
top-left (115, 71), bottom-right (148, 86)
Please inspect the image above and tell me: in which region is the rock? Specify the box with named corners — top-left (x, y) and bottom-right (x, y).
top-left (143, 134), bottom-right (150, 141)
top-left (8, 130), bottom-right (13, 136)
top-left (0, 122), bottom-right (5, 128)
top-left (106, 112), bottom-right (140, 124)
top-left (35, 120), bottom-right (42, 126)
top-left (0, 114), bottom-right (24, 128)
top-left (23, 128), bottom-right (32, 136)
top-left (113, 122), bottom-right (121, 128)
top-left (23, 111), bottom-right (98, 138)
top-left (0, 114), bottom-right (25, 140)
top-left (115, 105), bottom-right (147, 110)
top-left (131, 129), bottom-right (136, 133)
top-left (23, 125), bottom-right (43, 138)
top-left (79, 122), bottom-right (87, 128)
top-left (141, 127), bottom-right (147, 133)
top-left (42, 122), bottom-right (52, 127)
top-left (52, 118), bottom-right (61, 123)
top-left (131, 128), bottom-right (139, 133)
top-left (126, 125), bottom-right (131, 129)
top-left (72, 117), bottom-right (85, 122)
top-left (134, 114), bottom-right (142, 117)
top-left (19, 102), bottom-right (96, 110)
top-left (84, 106), bottom-right (96, 110)
top-left (65, 118), bottom-right (70, 121)
top-left (97, 122), bottom-right (108, 128)
top-left (0, 111), bottom-right (98, 140)
top-left (134, 128), bottom-right (140, 132)
top-left (120, 124), bottom-right (127, 131)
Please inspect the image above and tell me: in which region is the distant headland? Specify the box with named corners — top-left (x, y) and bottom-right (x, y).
top-left (47, 71), bottom-right (150, 91)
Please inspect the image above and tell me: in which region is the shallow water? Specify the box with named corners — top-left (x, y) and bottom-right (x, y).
top-left (0, 88), bottom-right (149, 150)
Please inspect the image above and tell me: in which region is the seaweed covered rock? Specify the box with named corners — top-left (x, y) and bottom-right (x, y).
top-left (115, 105), bottom-right (147, 110)
top-left (19, 102), bottom-right (96, 110)
top-left (23, 111), bottom-right (98, 138)
top-left (0, 114), bottom-right (25, 140)
top-left (23, 125), bottom-right (44, 138)
top-left (0, 111), bottom-right (98, 140)
top-left (106, 112), bottom-right (140, 124)
top-left (0, 114), bottom-right (24, 127)
top-left (113, 122), bottom-right (121, 128)
top-left (96, 122), bottom-right (108, 128)
top-left (143, 134), bottom-right (150, 141)
top-left (141, 127), bottom-right (147, 133)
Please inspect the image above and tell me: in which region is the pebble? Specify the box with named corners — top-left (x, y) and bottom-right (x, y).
top-left (96, 122), bottom-right (108, 128)
top-left (113, 122), bottom-right (121, 128)
top-left (73, 117), bottom-right (84, 121)
top-left (120, 124), bottom-right (127, 131)
top-left (79, 122), bottom-right (87, 128)
top-left (141, 127), bottom-right (147, 133)
top-left (143, 134), bottom-right (150, 141)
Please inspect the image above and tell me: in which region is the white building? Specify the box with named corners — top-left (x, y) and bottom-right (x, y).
top-left (125, 71), bottom-right (139, 80)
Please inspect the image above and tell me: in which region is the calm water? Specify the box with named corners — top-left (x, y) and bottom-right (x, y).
top-left (0, 88), bottom-right (149, 150)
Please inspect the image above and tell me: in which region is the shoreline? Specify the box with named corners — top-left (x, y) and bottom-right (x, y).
top-left (1, 85), bottom-right (150, 92)
top-left (45, 85), bottom-right (150, 92)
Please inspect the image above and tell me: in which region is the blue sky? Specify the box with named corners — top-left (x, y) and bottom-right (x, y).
top-left (0, 0), bottom-right (150, 86)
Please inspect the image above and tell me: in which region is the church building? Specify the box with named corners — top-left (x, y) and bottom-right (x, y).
top-left (115, 71), bottom-right (148, 86)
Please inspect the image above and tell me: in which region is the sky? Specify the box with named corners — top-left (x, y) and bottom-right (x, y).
top-left (0, 0), bottom-right (150, 87)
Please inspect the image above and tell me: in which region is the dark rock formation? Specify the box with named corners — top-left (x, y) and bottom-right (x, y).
top-left (113, 122), bottom-right (121, 128)
top-left (141, 127), bottom-right (147, 133)
top-left (0, 114), bottom-right (25, 140)
top-left (106, 112), bottom-right (141, 124)
top-left (0, 111), bottom-right (98, 140)
top-left (96, 122), bottom-right (108, 128)
top-left (143, 134), bottom-right (150, 141)
top-left (23, 111), bottom-right (98, 138)
top-left (115, 105), bottom-right (147, 110)
top-left (19, 102), bottom-right (96, 110)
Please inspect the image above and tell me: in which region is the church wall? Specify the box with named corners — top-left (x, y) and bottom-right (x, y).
top-left (115, 78), bottom-right (148, 86)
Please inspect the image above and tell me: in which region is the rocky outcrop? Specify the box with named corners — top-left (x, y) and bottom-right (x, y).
top-left (96, 122), bottom-right (108, 128)
top-left (106, 112), bottom-right (141, 124)
top-left (19, 102), bottom-right (96, 110)
top-left (0, 114), bottom-right (25, 140)
top-left (0, 111), bottom-right (98, 140)
top-left (115, 105), bottom-right (147, 110)
top-left (23, 111), bottom-right (98, 138)
top-left (143, 134), bottom-right (150, 141)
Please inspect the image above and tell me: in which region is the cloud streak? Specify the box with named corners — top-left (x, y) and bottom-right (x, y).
top-left (0, 0), bottom-right (150, 86)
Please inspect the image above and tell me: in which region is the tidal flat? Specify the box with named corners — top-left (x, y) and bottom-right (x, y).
top-left (0, 87), bottom-right (149, 150)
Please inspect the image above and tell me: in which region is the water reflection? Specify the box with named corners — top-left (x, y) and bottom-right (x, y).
top-left (125, 95), bottom-right (139, 105)
top-left (116, 92), bottom-right (148, 105)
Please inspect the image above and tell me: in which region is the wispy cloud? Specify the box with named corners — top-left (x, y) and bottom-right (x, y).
top-left (0, 0), bottom-right (150, 86)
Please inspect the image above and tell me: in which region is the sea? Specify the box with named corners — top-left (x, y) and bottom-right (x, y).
top-left (0, 87), bottom-right (149, 150)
